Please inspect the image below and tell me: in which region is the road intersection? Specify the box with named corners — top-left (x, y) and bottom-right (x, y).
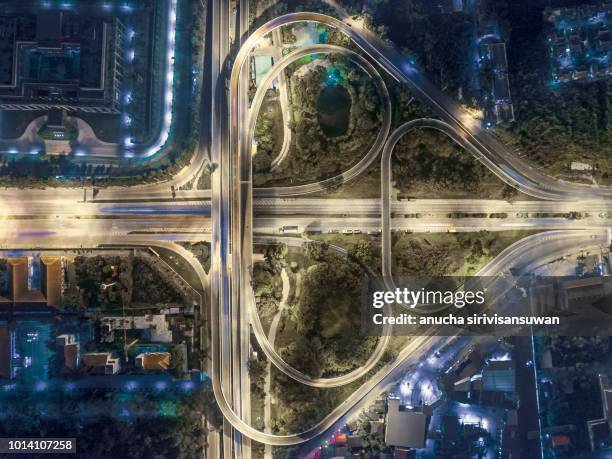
top-left (1, 3), bottom-right (612, 458)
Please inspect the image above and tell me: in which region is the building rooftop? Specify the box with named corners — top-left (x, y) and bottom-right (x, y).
top-left (0, 325), bottom-right (10, 379)
top-left (487, 42), bottom-right (508, 70)
top-left (494, 102), bottom-right (515, 124)
top-left (385, 398), bottom-right (429, 449)
top-left (0, 10), bottom-right (122, 113)
top-left (0, 256), bottom-right (62, 310)
top-left (40, 256), bottom-right (61, 308)
top-left (36, 10), bottom-right (63, 46)
top-left (8, 257), bottom-right (44, 304)
top-left (101, 314), bottom-right (172, 343)
top-left (136, 352), bottom-right (170, 371)
top-left (482, 360), bottom-right (516, 393)
top-left (493, 74), bottom-right (511, 102)
top-left (81, 352), bottom-right (120, 375)
top-left (63, 343), bottom-right (79, 371)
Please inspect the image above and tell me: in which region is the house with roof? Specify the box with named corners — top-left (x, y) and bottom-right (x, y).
top-left (0, 256), bottom-right (62, 311)
top-left (135, 352), bottom-right (170, 371)
top-left (81, 352), bottom-right (120, 375)
top-left (385, 397), bottom-right (430, 450)
top-left (56, 334), bottom-right (79, 372)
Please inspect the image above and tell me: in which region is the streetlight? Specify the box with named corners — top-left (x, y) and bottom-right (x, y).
top-left (100, 282), bottom-right (117, 290)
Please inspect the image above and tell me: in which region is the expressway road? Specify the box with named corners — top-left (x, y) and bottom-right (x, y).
top-left (7, 193), bottom-right (612, 218)
top-left (207, 0), bottom-right (244, 456)
top-left (236, 0), bottom-right (253, 457)
top-left (1, 212), bottom-right (611, 246)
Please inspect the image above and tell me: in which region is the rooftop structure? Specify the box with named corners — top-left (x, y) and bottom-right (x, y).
top-left (81, 352), bottom-right (120, 375)
top-left (479, 33), bottom-right (515, 125)
top-left (0, 256), bottom-right (62, 311)
top-left (482, 360), bottom-right (516, 393)
top-left (385, 397), bottom-right (430, 450)
top-left (56, 334), bottom-right (79, 372)
top-left (135, 352), bottom-right (170, 371)
top-left (446, 346), bottom-right (485, 383)
top-left (0, 10), bottom-right (124, 114)
top-left (100, 314), bottom-right (172, 343)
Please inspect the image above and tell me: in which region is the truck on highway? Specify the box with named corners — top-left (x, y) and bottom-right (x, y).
top-left (279, 225), bottom-right (299, 234)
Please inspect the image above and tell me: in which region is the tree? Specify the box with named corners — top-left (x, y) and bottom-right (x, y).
top-left (264, 244), bottom-right (288, 273)
top-left (304, 241), bottom-right (328, 261)
top-left (350, 239), bottom-right (376, 266)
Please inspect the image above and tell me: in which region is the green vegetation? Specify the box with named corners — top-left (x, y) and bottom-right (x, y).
top-left (75, 255), bottom-right (133, 309)
top-left (169, 344), bottom-right (188, 379)
top-left (484, 0), bottom-right (612, 183)
top-left (253, 245), bottom-right (286, 333)
top-left (391, 83), bottom-right (437, 126)
top-left (371, 0), bottom-right (475, 100)
top-left (254, 242), bottom-right (377, 379)
top-left (74, 254), bottom-right (188, 310)
top-left (0, 386), bottom-right (220, 458)
top-left (132, 257), bottom-right (184, 305)
top-left (270, 335), bottom-right (412, 435)
top-left (311, 160), bottom-right (382, 198)
top-left (254, 54), bottom-right (382, 186)
top-left (392, 128), bottom-right (519, 199)
top-left (252, 97), bottom-right (285, 175)
top-left (392, 231), bottom-right (538, 276)
top-left (308, 233), bottom-right (382, 272)
top-left (248, 353), bottom-right (267, 432)
top-left (179, 242), bottom-right (211, 274)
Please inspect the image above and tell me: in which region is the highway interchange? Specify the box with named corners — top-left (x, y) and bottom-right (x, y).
top-left (1, 1), bottom-right (612, 458)
top-left (208, 3), bottom-right (612, 455)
